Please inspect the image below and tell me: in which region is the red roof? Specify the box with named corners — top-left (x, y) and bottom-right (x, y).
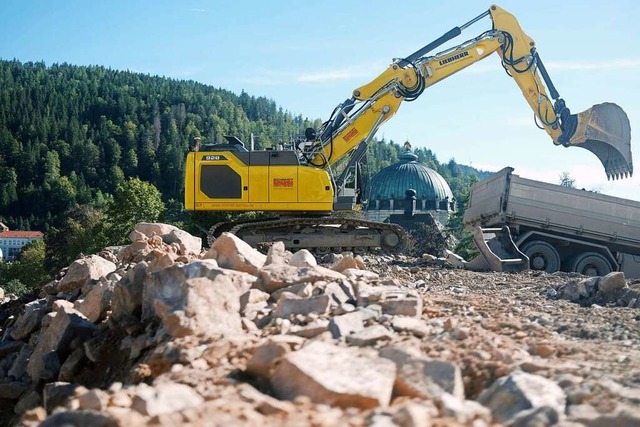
top-left (0, 231), bottom-right (44, 239)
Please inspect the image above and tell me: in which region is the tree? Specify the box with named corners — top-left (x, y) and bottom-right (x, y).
top-left (559, 171), bottom-right (576, 188)
top-left (13, 239), bottom-right (49, 288)
top-left (104, 178), bottom-right (165, 244)
top-left (0, 239), bottom-right (49, 294)
top-left (44, 205), bottom-right (108, 274)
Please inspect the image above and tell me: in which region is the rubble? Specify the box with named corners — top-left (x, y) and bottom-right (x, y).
top-left (270, 341), bottom-right (396, 409)
top-left (478, 371), bottom-right (567, 422)
top-left (57, 255), bottom-right (117, 293)
top-left (0, 222), bottom-right (638, 426)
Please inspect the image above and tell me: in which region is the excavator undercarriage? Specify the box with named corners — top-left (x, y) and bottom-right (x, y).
top-left (209, 216), bottom-right (409, 255)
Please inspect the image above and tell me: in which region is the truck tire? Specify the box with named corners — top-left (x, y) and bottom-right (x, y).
top-left (569, 252), bottom-right (613, 276)
top-left (521, 241), bottom-right (561, 273)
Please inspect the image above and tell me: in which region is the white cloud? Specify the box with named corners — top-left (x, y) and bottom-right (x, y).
top-left (167, 69), bottom-right (196, 78)
top-left (297, 62), bottom-right (384, 83)
top-left (190, 8), bottom-right (207, 13)
top-left (237, 63), bottom-right (383, 86)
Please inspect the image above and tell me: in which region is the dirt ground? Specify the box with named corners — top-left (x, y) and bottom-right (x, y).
top-left (369, 256), bottom-right (640, 408)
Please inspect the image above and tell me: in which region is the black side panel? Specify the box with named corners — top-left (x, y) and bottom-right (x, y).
top-left (269, 151), bottom-right (300, 165)
top-left (250, 152), bottom-right (270, 165)
top-left (201, 165), bottom-right (242, 199)
top-left (235, 152), bottom-right (251, 165)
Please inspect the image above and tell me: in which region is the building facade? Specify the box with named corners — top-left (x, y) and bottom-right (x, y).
top-left (0, 230), bottom-right (44, 262)
top-left (365, 146), bottom-right (456, 226)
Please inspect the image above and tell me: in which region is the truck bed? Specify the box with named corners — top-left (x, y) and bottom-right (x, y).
top-left (463, 167), bottom-right (640, 256)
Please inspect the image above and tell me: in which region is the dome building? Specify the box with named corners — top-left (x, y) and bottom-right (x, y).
top-left (365, 143), bottom-right (456, 226)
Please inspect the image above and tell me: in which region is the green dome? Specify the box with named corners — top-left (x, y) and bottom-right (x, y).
top-left (370, 151), bottom-right (454, 203)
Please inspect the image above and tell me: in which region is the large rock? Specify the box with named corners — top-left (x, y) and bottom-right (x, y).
top-left (240, 289), bottom-right (270, 311)
top-left (141, 259), bottom-right (257, 320)
top-left (324, 281), bottom-right (355, 305)
top-left (358, 285), bottom-right (423, 317)
top-left (43, 381), bottom-right (77, 412)
top-left (211, 232), bottom-right (266, 275)
top-left (117, 240), bottom-right (153, 263)
top-left (379, 347), bottom-right (464, 400)
top-left (247, 343), bottom-right (289, 378)
top-left (598, 271), bottom-right (627, 294)
top-left (8, 345), bottom-right (32, 380)
top-left (0, 340), bottom-right (24, 358)
top-left (264, 241), bottom-right (291, 266)
top-left (77, 388), bottom-right (110, 411)
top-left (163, 229), bottom-right (202, 255)
top-left (259, 264), bottom-right (347, 293)
top-left (131, 382), bottom-right (204, 416)
top-left (133, 222), bottom-right (180, 239)
top-left (271, 341), bottom-right (396, 409)
top-left (39, 411), bottom-right (118, 427)
top-left (328, 311), bottom-right (364, 338)
top-left (74, 280), bottom-right (114, 323)
top-left (240, 289), bottom-right (270, 321)
top-left (289, 249), bottom-right (317, 268)
top-left (271, 283), bottom-right (313, 301)
top-left (57, 255), bottom-right (117, 293)
top-left (151, 276), bottom-right (242, 338)
top-left (346, 325), bottom-right (393, 347)
top-left (273, 294), bottom-right (330, 318)
top-left (478, 371), bottom-right (567, 423)
top-left (111, 261), bottom-right (148, 322)
top-left (10, 299), bottom-right (47, 341)
top-left (391, 316), bottom-right (430, 338)
top-left (331, 256), bottom-right (360, 273)
top-left (58, 347), bottom-right (85, 382)
top-left (26, 301), bottom-right (95, 382)
top-left (438, 393), bottom-right (492, 423)
top-left (0, 382), bottom-right (29, 399)
top-left (559, 278), bottom-right (596, 302)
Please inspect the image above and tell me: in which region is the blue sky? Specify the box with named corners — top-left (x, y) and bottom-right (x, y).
top-left (1, 0), bottom-right (639, 199)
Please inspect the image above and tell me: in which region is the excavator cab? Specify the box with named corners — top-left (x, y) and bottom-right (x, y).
top-left (566, 103), bottom-right (633, 180)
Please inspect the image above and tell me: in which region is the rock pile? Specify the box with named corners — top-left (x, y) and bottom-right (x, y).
top-left (555, 272), bottom-right (640, 308)
top-left (0, 223), bottom-right (639, 426)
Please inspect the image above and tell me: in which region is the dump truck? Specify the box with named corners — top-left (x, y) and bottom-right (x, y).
top-left (463, 167), bottom-right (640, 278)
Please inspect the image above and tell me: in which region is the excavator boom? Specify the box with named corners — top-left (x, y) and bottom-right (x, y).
top-left (306, 4), bottom-right (632, 179)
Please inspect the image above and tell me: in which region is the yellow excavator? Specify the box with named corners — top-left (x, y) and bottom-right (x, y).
top-left (184, 4), bottom-right (633, 253)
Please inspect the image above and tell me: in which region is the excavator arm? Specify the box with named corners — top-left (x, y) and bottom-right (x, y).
top-left (305, 4), bottom-right (632, 180)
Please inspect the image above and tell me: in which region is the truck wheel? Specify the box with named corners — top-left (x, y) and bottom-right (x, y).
top-left (569, 252), bottom-right (612, 276)
top-left (521, 241), bottom-right (561, 273)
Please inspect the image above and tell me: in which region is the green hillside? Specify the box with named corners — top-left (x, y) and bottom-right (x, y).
top-left (0, 60), bottom-right (489, 232)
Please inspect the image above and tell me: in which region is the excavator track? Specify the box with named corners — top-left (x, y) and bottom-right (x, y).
top-left (207, 217), bottom-right (278, 247)
top-left (209, 217), bottom-right (409, 255)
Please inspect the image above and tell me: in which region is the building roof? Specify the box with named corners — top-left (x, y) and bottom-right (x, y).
top-left (0, 231), bottom-right (44, 239)
top-left (370, 150), bottom-right (454, 201)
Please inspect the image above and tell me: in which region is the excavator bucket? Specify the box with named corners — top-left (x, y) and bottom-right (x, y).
top-left (569, 102), bottom-right (633, 180)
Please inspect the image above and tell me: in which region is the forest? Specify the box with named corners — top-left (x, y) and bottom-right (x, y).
top-left (0, 59), bottom-right (488, 292)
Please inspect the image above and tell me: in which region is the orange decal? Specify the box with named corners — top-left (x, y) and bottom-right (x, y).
top-left (343, 128), bottom-right (359, 142)
top-left (273, 178), bottom-right (294, 188)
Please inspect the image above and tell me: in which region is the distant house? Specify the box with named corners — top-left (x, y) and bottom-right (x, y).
top-left (0, 229), bottom-right (44, 262)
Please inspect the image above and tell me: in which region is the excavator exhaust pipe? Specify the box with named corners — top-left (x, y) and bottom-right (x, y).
top-left (568, 102), bottom-right (633, 180)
